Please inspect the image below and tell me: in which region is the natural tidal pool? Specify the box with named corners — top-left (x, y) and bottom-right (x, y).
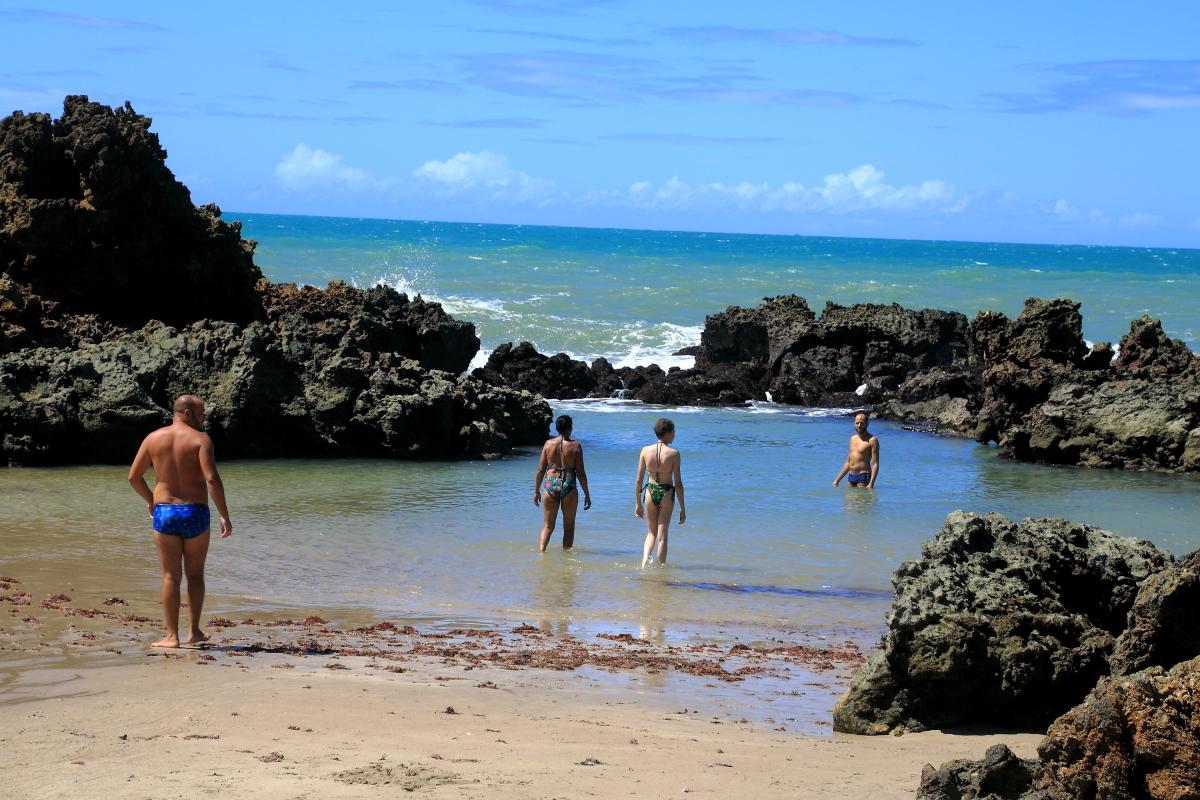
top-left (3, 402), bottom-right (1198, 639)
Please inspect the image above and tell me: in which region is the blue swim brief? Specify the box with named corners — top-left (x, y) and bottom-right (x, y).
top-left (153, 503), bottom-right (211, 539)
top-left (847, 472), bottom-right (871, 486)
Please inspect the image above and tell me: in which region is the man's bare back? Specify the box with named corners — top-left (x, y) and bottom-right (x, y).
top-left (128, 395), bottom-right (231, 648)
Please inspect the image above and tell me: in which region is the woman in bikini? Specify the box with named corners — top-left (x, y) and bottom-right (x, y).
top-left (635, 418), bottom-right (686, 567)
top-left (534, 415), bottom-right (591, 552)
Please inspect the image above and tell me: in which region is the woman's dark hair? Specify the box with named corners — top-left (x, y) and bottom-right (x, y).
top-left (555, 415), bottom-right (573, 435)
top-left (653, 418), bottom-right (674, 438)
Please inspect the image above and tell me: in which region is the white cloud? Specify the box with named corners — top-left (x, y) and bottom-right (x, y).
top-left (1187, 217), bottom-right (1200, 231)
top-left (412, 150), bottom-right (557, 202)
top-left (275, 143), bottom-right (370, 191)
top-left (1052, 199), bottom-right (1081, 221)
top-left (1118, 212), bottom-right (1165, 229)
top-left (587, 165), bottom-right (969, 215)
top-left (1051, 200), bottom-right (1111, 224)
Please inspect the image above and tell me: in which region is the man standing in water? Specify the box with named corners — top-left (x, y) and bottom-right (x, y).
top-left (636, 418), bottom-right (686, 567)
top-left (128, 395), bottom-right (232, 648)
top-left (833, 411), bottom-right (880, 489)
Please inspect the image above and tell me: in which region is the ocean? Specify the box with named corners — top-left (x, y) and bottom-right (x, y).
top-left (2, 215), bottom-right (1198, 644)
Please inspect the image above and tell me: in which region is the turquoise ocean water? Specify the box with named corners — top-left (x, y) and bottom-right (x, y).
top-left (2, 215), bottom-right (1198, 641)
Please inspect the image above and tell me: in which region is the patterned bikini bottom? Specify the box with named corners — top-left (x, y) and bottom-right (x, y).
top-left (642, 482), bottom-right (674, 506)
top-left (542, 469), bottom-right (577, 502)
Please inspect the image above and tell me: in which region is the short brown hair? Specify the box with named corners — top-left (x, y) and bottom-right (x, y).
top-left (653, 418), bottom-right (674, 438)
top-left (854, 411), bottom-right (869, 421)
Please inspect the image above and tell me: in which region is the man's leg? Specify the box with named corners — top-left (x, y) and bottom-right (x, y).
top-left (538, 494), bottom-right (560, 553)
top-left (182, 530), bottom-right (212, 644)
top-left (559, 490), bottom-right (580, 549)
top-left (152, 532), bottom-right (184, 648)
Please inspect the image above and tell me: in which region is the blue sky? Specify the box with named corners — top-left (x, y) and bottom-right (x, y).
top-left (2, 1), bottom-right (1199, 247)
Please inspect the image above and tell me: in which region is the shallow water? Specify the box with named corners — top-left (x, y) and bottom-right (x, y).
top-left (3, 404), bottom-right (1197, 639)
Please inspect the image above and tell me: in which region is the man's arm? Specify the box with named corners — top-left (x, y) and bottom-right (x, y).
top-left (832, 445), bottom-right (851, 486)
top-left (198, 437), bottom-right (233, 538)
top-left (128, 439), bottom-right (155, 516)
top-left (868, 437), bottom-right (881, 489)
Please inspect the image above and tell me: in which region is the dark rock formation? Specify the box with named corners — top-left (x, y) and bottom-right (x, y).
top-left (917, 744), bottom-right (1038, 800)
top-left (0, 96), bottom-right (549, 464)
top-left (972, 301), bottom-right (1200, 472)
top-left (635, 362), bottom-right (767, 406)
top-left (697, 295), bottom-right (977, 410)
top-left (471, 342), bottom-right (598, 399)
top-left (1110, 549), bottom-right (1200, 677)
top-left (259, 281), bottom-right (478, 376)
top-left (1, 283), bottom-right (547, 464)
top-left (832, 511), bottom-right (1170, 735)
top-left (1027, 656), bottom-right (1200, 800)
top-left (1, 96), bottom-right (262, 328)
top-left (471, 341), bottom-right (768, 407)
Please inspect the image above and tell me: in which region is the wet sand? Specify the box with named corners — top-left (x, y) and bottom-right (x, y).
top-left (1, 575), bottom-right (1044, 799)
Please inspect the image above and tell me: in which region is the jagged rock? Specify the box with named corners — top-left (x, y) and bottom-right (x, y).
top-left (696, 294), bottom-right (816, 366)
top-left (0, 96), bottom-right (262, 327)
top-left (1027, 656), bottom-right (1200, 800)
top-left (0, 313), bottom-right (548, 464)
top-left (696, 295), bottom-right (975, 410)
top-left (916, 744), bottom-right (1038, 800)
top-left (880, 367), bottom-right (983, 435)
top-left (0, 97), bottom-right (548, 464)
top-left (635, 362), bottom-right (767, 406)
top-left (832, 511), bottom-right (1170, 735)
top-left (471, 341), bottom-right (599, 399)
top-left (259, 281), bottom-right (478, 375)
top-left (992, 316), bottom-right (1199, 471)
top-left (1110, 550), bottom-right (1200, 677)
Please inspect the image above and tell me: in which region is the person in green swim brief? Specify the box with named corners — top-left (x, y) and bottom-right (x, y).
top-left (635, 418), bottom-right (686, 567)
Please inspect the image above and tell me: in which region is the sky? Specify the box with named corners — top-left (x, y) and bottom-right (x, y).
top-left (2, 1), bottom-right (1199, 247)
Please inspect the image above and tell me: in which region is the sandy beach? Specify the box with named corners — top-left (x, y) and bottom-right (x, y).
top-left (4, 647), bottom-right (1042, 800)
top-left (1, 574), bottom-right (1042, 800)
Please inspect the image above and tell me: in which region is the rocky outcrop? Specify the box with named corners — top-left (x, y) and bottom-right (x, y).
top-left (1110, 549), bottom-right (1200, 677)
top-left (913, 658), bottom-right (1200, 800)
top-left (973, 301), bottom-right (1200, 472)
top-left (0, 96), bottom-right (549, 464)
top-left (698, 295), bottom-right (977, 409)
top-left (1026, 656), bottom-right (1200, 800)
top-left (470, 342), bottom-right (767, 407)
top-left (832, 511), bottom-right (1170, 735)
top-left (917, 744), bottom-right (1038, 800)
top-left (471, 342), bottom-right (599, 399)
top-left (1, 283), bottom-right (548, 464)
top-left (0, 96), bottom-right (262, 328)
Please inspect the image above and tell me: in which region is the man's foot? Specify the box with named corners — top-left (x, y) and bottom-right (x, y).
top-left (152, 635), bottom-right (180, 648)
top-left (185, 630), bottom-right (210, 644)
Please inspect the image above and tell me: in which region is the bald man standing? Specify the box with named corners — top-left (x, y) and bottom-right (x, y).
top-left (129, 395), bottom-right (233, 648)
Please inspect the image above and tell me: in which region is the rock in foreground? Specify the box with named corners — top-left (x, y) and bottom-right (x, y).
top-left (1110, 549), bottom-right (1200, 677)
top-left (833, 511), bottom-right (1170, 735)
top-left (917, 744), bottom-right (1038, 800)
top-left (1027, 656), bottom-right (1200, 800)
top-left (919, 658), bottom-right (1200, 800)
